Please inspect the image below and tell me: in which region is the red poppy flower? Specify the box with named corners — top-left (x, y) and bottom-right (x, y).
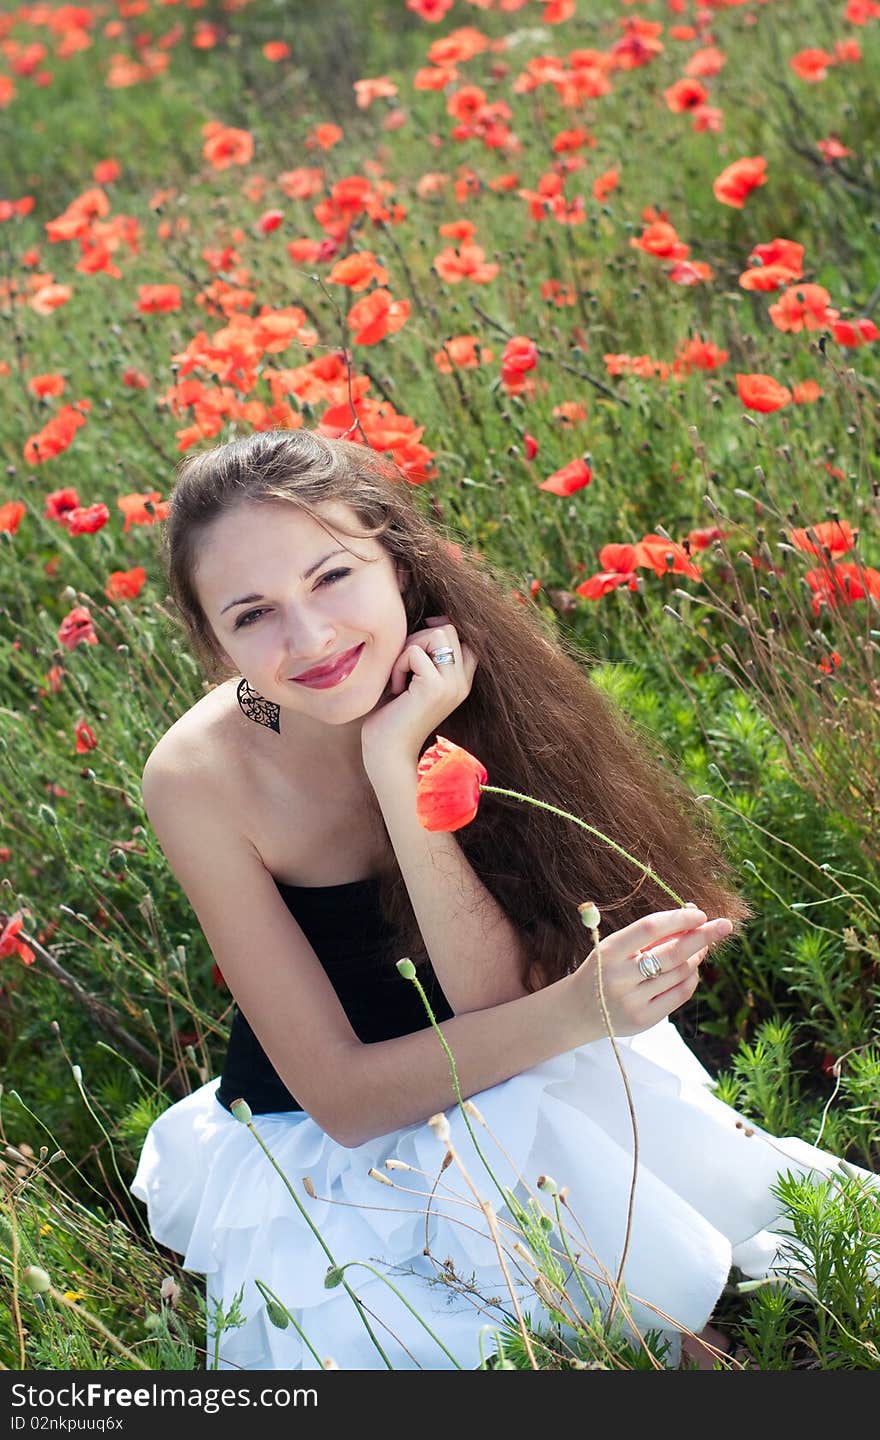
top-left (433, 243), bottom-right (499, 284)
top-left (804, 562), bottom-right (880, 616)
top-left (687, 526), bottom-right (725, 550)
top-left (24, 402), bottom-right (89, 465)
top-left (45, 488), bottom-right (80, 524)
top-left (668, 259), bottom-right (714, 285)
top-left (685, 46), bottom-right (726, 78)
top-left (739, 262), bottom-right (797, 293)
top-left (713, 156), bottom-right (768, 208)
top-left (433, 335), bottom-right (493, 372)
top-left (105, 567), bottom-right (147, 601)
top-left (736, 373), bottom-right (791, 413)
top-left (768, 284), bottom-right (838, 333)
top-left (789, 519), bottom-right (854, 557)
top-left (673, 336), bottom-right (729, 374)
top-left (28, 373), bottom-right (66, 398)
top-left (789, 48), bottom-right (833, 82)
top-left (407, 0), bottom-right (454, 21)
top-left (93, 158), bottom-right (120, 184)
top-left (0, 910), bottom-right (34, 966)
top-left (137, 284), bottom-right (181, 314)
top-left (256, 209), bottom-right (284, 235)
top-left (0, 501), bottom-right (25, 534)
top-left (354, 76), bottom-right (398, 110)
top-left (202, 124), bottom-right (254, 170)
top-left (346, 289), bottom-right (410, 345)
top-left (416, 735), bottom-right (487, 833)
top-left (664, 78), bottom-right (709, 112)
top-left (576, 542), bottom-right (640, 599)
top-left (830, 318), bottom-right (878, 348)
top-left (67, 503), bottom-right (110, 536)
top-left (630, 219), bottom-right (689, 260)
top-left (750, 239), bottom-right (804, 273)
top-left (117, 492), bottom-right (169, 532)
top-left (74, 719), bottom-right (98, 754)
top-left (592, 168), bottom-right (619, 203)
top-left (504, 336), bottom-right (535, 377)
top-left (539, 458), bottom-right (592, 495)
top-left (817, 136), bottom-right (854, 163)
top-left (635, 535), bottom-right (702, 579)
top-left (328, 252), bottom-right (390, 292)
top-left (576, 570), bottom-right (638, 600)
top-left (553, 401), bottom-right (588, 426)
top-left (306, 123), bottom-right (343, 151)
top-left (791, 381), bottom-right (822, 404)
top-left (57, 606), bottom-right (98, 650)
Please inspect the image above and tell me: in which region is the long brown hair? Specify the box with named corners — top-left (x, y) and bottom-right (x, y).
top-left (159, 429), bottom-right (750, 991)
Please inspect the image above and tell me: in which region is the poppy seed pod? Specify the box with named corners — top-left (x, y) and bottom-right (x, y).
top-left (578, 901), bottom-right (601, 931)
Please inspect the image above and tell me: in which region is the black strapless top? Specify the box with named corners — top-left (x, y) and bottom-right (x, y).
top-left (215, 875), bottom-right (454, 1115)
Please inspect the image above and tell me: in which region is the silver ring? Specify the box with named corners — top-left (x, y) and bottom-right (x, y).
top-left (431, 647), bottom-right (456, 667)
top-left (637, 948), bottom-right (663, 981)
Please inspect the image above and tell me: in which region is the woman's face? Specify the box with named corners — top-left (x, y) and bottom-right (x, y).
top-left (194, 499), bottom-right (410, 732)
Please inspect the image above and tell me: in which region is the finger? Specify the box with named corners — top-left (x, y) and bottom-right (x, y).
top-left (638, 945), bottom-right (708, 1003)
top-left (607, 907), bottom-right (709, 958)
top-left (389, 643), bottom-right (424, 694)
top-left (621, 924), bottom-right (717, 994)
top-left (647, 967), bottom-right (701, 1014)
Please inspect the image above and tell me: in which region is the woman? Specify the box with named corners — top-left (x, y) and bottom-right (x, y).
top-left (132, 429), bottom-right (859, 1371)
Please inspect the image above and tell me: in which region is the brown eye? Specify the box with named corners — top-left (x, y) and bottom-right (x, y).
top-left (235, 608), bottom-right (267, 630)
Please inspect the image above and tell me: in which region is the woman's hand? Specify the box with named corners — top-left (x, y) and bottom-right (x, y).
top-left (570, 905), bottom-right (733, 1042)
top-left (361, 616), bottom-right (478, 778)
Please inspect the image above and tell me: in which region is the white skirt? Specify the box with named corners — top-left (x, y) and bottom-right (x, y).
top-left (130, 1018), bottom-right (863, 1370)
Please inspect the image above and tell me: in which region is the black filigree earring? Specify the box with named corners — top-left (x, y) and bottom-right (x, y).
top-left (236, 678), bottom-right (280, 734)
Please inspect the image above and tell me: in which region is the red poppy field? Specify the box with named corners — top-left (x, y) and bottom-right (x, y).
top-left (1, 0), bottom-right (878, 1370)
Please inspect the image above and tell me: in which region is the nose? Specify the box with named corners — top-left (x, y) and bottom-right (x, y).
top-left (279, 601), bottom-right (338, 669)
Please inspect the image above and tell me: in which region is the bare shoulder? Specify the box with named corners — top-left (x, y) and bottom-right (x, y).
top-left (139, 682), bottom-right (361, 1142)
top-left (141, 678), bottom-right (245, 799)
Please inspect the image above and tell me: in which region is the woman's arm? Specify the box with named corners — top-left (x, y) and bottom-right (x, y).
top-left (334, 974), bottom-right (586, 1145)
top-left (336, 904), bottom-right (722, 1147)
top-left (143, 740), bottom-right (724, 1151)
top-left (367, 756), bottom-right (531, 1013)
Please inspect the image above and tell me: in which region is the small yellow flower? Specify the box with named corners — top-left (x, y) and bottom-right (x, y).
top-left (63, 1290), bottom-right (85, 1303)
top-left (39, 1223), bottom-right (53, 1236)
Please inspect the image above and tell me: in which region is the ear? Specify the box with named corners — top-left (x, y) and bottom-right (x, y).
top-left (395, 562), bottom-right (410, 595)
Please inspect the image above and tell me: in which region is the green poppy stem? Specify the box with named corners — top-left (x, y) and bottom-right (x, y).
top-left (479, 785), bottom-right (685, 907)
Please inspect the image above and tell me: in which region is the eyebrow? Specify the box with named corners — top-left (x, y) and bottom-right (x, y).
top-left (220, 548), bottom-right (349, 614)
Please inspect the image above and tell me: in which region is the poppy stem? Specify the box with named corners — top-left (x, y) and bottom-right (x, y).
top-left (478, 785), bottom-right (685, 906)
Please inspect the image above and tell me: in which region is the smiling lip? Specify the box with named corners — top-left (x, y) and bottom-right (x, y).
top-left (291, 644), bottom-right (364, 688)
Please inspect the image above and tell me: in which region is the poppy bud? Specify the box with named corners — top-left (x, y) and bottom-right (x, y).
top-left (230, 1097), bottom-right (252, 1124)
top-left (577, 901), bottom-right (601, 931)
top-left (428, 1112), bottom-right (450, 1144)
top-left (265, 1299), bottom-right (290, 1329)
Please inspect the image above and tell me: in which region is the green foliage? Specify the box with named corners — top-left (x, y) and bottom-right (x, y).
top-left (738, 1172), bottom-right (880, 1370)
